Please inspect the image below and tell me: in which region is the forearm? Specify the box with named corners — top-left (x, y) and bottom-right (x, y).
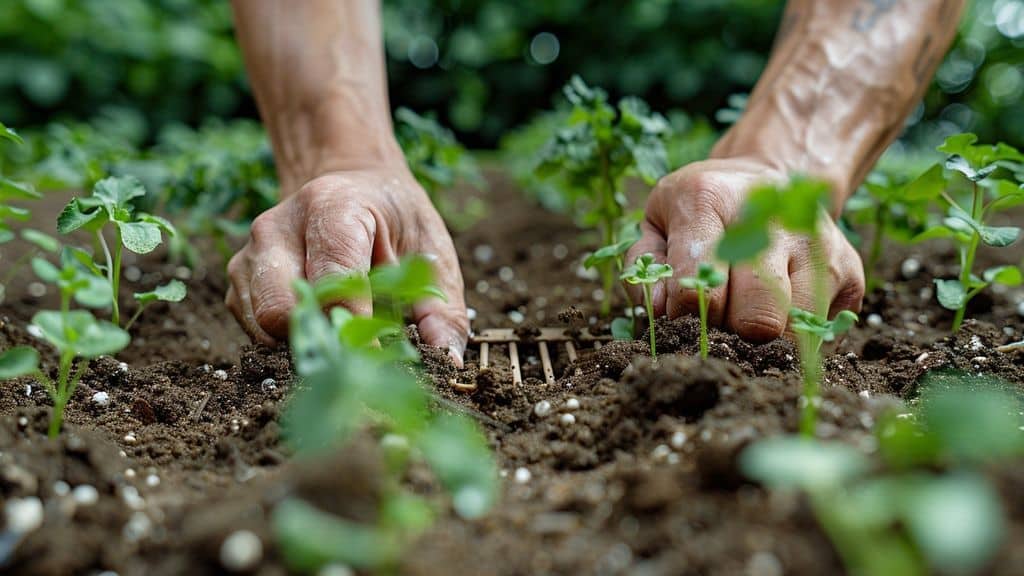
top-left (713, 0), bottom-right (965, 211)
top-left (231, 0), bottom-right (403, 196)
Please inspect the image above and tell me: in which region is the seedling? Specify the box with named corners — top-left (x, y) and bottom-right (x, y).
top-left (621, 253), bottom-right (673, 359)
top-left (275, 256), bottom-right (498, 572)
top-left (394, 107), bottom-right (486, 231)
top-left (584, 219), bottom-right (641, 321)
top-left (57, 175), bottom-right (183, 327)
top-left (741, 373), bottom-right (1022, 576)
top-left (907, 134), bottom-right (1024, 332)
top-left (0, 249), bottom-right (129, 437)
top-left (536, 76), bottom-right (671, 316)
top-left (678, 263), bottom-right (726, 359)
top-left (716, 177), bottom-right (842, 436)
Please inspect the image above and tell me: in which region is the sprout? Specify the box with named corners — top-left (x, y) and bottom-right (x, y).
top-left (621, 253), bottom-right (673, 359)
top-left (678, 263), bottom-right (726, 359)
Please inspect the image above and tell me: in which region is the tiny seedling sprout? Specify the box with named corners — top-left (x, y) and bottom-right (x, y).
top-left (678, 263), bottom-right (725, 359)
top-left (621, 253), bottom-right (673, 359)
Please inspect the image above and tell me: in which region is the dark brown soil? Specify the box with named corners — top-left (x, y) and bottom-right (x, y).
top-left (1, 174), bottom-right (1023, 575)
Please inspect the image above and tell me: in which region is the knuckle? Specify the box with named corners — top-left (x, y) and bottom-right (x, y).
top-left (248, 211), bottom-right (277, 242)
top-left (252, 289), bottom-right (292, 331)
top-left (731, 302), bottom-right (786, 342)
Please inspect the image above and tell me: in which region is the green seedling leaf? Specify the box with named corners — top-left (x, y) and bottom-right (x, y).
top-left (789, 309), bottom-right (858, 343)
top-left (904, 164), bottom-right (946, 201)
top-left (418, 414), bottom-right (499, 520)
top-left (273, 498), bottom-right (398, 571)
top-left (583, 223), bottom-right (641, 270)
top-left (937, 133), bottom-right (978, 157)
top-left (134, 279), bottom-right (187, 305)
top-left (20, 229), bottom-right (59, 253)
top-left (0, 122), bottom-right (23, 144)
top-left (93, 175), bottom-right (146, 210)
top-left (740, 436), bottom-right (870, 490)
top-left (903, 473), bottom-right (1005, 574)
top-left (0, 347), bottom-right (40, 379)
top-left (370, 255), bottom-right (446, 304)
top-left (0, 176), bottom-right (40, 200)
top-left (32, 310), bottom-right (129, 358)
top-left (314, 272), bottom-right (372, 305)
top-left (977, 224), bottom-right (1020, 247)
top-left (138, 213), bottom-right (177, 237)
top-left (934, 279), bottom-right (967, 311)
top-left (679, 262), bottom-right (725, 290)
top-left (945, 155), bottom-right (996, 182)
top-left (621, 253), bottom-right (673, 285)
top-left (31, 257), bottom-right (61, 283)
top-left (380, 490), bottom-right (434, 534)
top-left (117, 220), bottom-right (163, 254)
top-left (983, 265), bottom-right (1022, 286)
top-left (918, 376), bottom-right (1024, 463)
top-left (610, 317), bottom-right (634, 340)
top-left (912, 225), bottom-right (963, 243)
top-left (57, 197), bottom-right (105, 233)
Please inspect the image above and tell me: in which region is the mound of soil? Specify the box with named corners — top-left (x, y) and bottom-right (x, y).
top-left (1, 174), bottom-right (1023, 575)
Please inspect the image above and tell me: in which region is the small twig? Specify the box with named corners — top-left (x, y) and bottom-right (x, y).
top-left (189, 391), bottom-right (211, 422)
top-left (431, 394), bottom-right (510, 433)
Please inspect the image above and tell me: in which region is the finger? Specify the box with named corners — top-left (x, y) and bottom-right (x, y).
top-left (726, 245), bottom-right (791, 342)
top-left (828, 240), bottom-right (866, 319)
top-left (413, 243), bottom-right (470, 368)
top-left (226, 254), bottom-right (277, 345)
top-left (664, 218), bottom-right (728, 325)
top-left (624, 218), bottom-right (668, 317)
top-left (247, 214), bottom-right (306, 340)
top-left (303, 202), bottom-right (375, 317)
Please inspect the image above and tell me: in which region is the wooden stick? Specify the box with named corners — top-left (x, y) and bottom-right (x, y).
top-left (565, 341), bottom-right (582, 376)
top-left (538, 341), bottom-right (555, 385)
top-left (479, 342), bottom-right (490, 369)
top-left (508, 341), bottom-right (522, 386)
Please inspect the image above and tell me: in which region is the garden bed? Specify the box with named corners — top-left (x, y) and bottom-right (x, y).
top-left (1, 172), bottom-right (1023, 575)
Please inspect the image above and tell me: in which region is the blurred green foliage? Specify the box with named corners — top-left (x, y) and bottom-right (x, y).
top-left (0, 0), bottom-right (1019, 150)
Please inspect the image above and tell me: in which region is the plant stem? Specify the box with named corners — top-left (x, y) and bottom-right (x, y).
top-left (644, 284), bottom-right (656, 360)
top-left (97, 230), bottom-right (121, 326)
top-left (952, 182), bottom-right (983, 332)
top-left (112, 228), bottom-right (123, 326)
top-left (49, 351), bottom-right (73, 438)
top-left (124, 304), bottom-right (147, 331)
top-left (798, 334), bottom-right (823, 437)
top-left (698, 285), bottom-right (709, 359)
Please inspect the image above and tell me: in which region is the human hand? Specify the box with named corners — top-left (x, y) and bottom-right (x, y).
top-left (626, 157), bottom-right (865, 341)
top-left (225, 166), bottom-right (469, 363)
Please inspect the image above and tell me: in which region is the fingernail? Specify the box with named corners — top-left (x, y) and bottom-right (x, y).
top-left (448, 344), bottom-right (464, 369)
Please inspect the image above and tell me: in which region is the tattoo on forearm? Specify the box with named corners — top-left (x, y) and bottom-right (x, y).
top-left (851, 0), bottom-right (899, 31)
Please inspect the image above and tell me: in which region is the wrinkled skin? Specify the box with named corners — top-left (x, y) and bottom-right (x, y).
top-left (225, 166), bottom-right (468, 362)
top-left (626, 157), bottom-right (865, 342)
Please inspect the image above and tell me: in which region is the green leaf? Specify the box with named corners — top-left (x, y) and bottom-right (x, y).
top-left (134, 279), bottom-right (187, 305)
top-left (934, 279), bottom-right (967, 311)
top-left (904, 164), bottom-right (946, 201)
top-left (369, 255), bottom-right (447, 305)
top-left (31, 257), bottom-right (61, 282)
top-left (778, 178), bottom-right (831, 233)
top-left (418, 414), bottom-right (499, 520)
top-left (829, 310), bottom-right (859, 337)
top-left (621, 253), bottom-right (674, 285)
top-left (0, 176), bottom-right (40, 200)
top-left (0, 122), bottom-right (23, 145)
top-left (740, 436), bottom-right (870, 490)
top-left (20, 229), bottom-right (59, 253)
top-left (117, 221), bottom-right (163, 253)
top-left (138, 213), bottom-right (177, 237)
top-left (911, 225), bottom-right (961, 243)
top-left (610, 317), bottom-right (634, 340)
top-left (273, 498), bottom-right (397, 571)
top-left (919, 377), bottom-right (1024, 463)
top-left (983, 265), bottom-right (1022, 286)
top-left (936, 133), bottom-right (978, 157)
top-left (57, 198), bottom-right (104, 234)
top-left (32, 310), bottom-right (128, 358)
top-left (903, 473), bottom-right (1004, 574)
top-left (945, 155), bottom-right (992, 182)
top-left (716, 220), bottom-right (771, 264)
top-left (0, 347), bottom-right (39, 379)
top-left (92, 175), bottom-right (146, 212)
top-left (977, 224), bottom-right (1019, 247)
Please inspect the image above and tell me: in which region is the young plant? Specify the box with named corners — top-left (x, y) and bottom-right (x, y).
top-left (536, 76), bottom-right (671, 316)
top-left (57, 175), bottom-right (184, 327)
top-left (275, 256), bottom-right (498, 572)
top-left (907, 134), bottom-right (1024, 332)
top-left (678, 263), bottom-right (726, 359)
top-left (584, 219), bottom-right (641, 329)
top-left (0, 249), bottom-right (129, 437)
top-left (741, 373), bottom-right (1021, 576)
top-left (620, 253), bottom-right (673, 359)
top-left (394, 107), bottom-right (486, 231)
top-left (716, 177), bottom-right (849, 436)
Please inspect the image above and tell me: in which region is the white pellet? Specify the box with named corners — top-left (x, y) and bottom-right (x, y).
top-left (72, 484), bottom-right (99, 506)
top-left (220, 530), bottom-right (263, 572)
top-left (5, 497), bottom-right (43, 533)
top-left (92, 391), bottom-right (110, 406)
top-left (866, 314), bottom-right (883, 328)
top-left (513, 467), bottom-right (532, 484)
top-left (564, 398), bottom-right (580, 411)
top-left (213, 369), bottom-right (228, 381)
top-left (533, 400), bottom-right (552, 418)
top-left (900, 258), bottom-right (921, 279)
top-left (560, 413), bottom-right (576, 425)
top-left (670, 431), bottom-right (687, 449)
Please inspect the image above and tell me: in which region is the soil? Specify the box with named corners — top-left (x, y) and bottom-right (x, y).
top-left (1, 173), bottom-right (1023, 575)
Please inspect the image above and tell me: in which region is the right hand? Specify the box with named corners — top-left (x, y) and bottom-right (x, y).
top-left (225, 165), bottom-right (469, 364)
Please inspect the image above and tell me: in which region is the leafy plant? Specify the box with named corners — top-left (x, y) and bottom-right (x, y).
top-left (584, 219), bottom-right (641, 335)
top-left (394, 107), bottom-right (486, 231)
top-left (621, 253), bottom-right (673, 360)
top-left (0, 248), bottom-right (130, 437)
top-left (907, 134), bottom-right (1024, 332)
top-left (715, 176), bottom-right (844, 436)
top-left (536, 76), bottom-right (671, 316)
top-left (275, 256), bottom-right (498, 572)
top-left (678, 263), bottom-right (726, 359)
top-left (57, 175), bottom-right (184, 327)
top-left (741, 374), bottom-right (1022, 576)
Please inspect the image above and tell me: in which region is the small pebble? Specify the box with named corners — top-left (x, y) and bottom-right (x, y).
top-left (260, 378), bottom-right (277, 392)
top-left (466, 308), bottom-right (477, 321)
top-left (118, 362), bottom-right (129, 373)
top-left (513, 467), bottom-right (532, 484)
top-left (213, 369), bottom-right (228, 381)
top-left (560, 413), bottom-right (576, 426)
top-left (508, 310), bottom-right (525, 324)
top-left (564, 398), bottom-right (580, 411)
top-left (220, 530), bottom-right (263, 572)
top-left (552, 244), bottom-right (569, 260)
top-left (17, 416), bottom-right (28, 427)
top-left (667, 453), bottom-right (680, 465)
top-left (651, 444), bottom-right (672, 461)
top-left (53, 481), bottom-right (70, 496)
top-left (475, 280), bottom-right (489, 294)
top-left (26, 324), bottom-right (44, 339)
top-left (174, 266), bottom-right (192, 280)
top-left (124, 266), bottom-right (142, 282)
top-left (915, 352), bottom-right (929, 364)
top-left (5, 497), bottom-right (43, 533)
top-left (125, 468), bottom-right (136, 479)
top-left (92, 391), bottom-right (110, 406)
top-left (900, 258), bottom-right (921, 279)
top-left (533, 400), bottom-right (552, 418)
top-left (591, 289), bottom-right (605, 302)
top-left (971, 356), bottom-right (988, 364)
top-left (121, 486), bottom-right (144, 509)
top-left (498, 266), bottom-right (515, 282)
top-left (858, 390), bottom-right (871, 399)
top-left (123, 433), bottom-right (137, 444)
top-left (123, 511), bottom-right (152, 542)
top-left (27, 282), bottom-right (46, 298)
top-left (473, 244), bottom-right (494, 263)
top-left (919, 286), bottom-right (934, 301)
top-left (866, 313), bottom-right (883, 328)
top-left (145, 474), bottom-right (160, 488)
top-left (670, 431), bottom-right (687, 449)
top-left (845, 352), bottom-right (857, 360)
top-left (970, 335), bottom-right (985, 351)
top-left (24, 384), bottom-right (31, 397)
top-left (72, 484), bottom-right (99, 506)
